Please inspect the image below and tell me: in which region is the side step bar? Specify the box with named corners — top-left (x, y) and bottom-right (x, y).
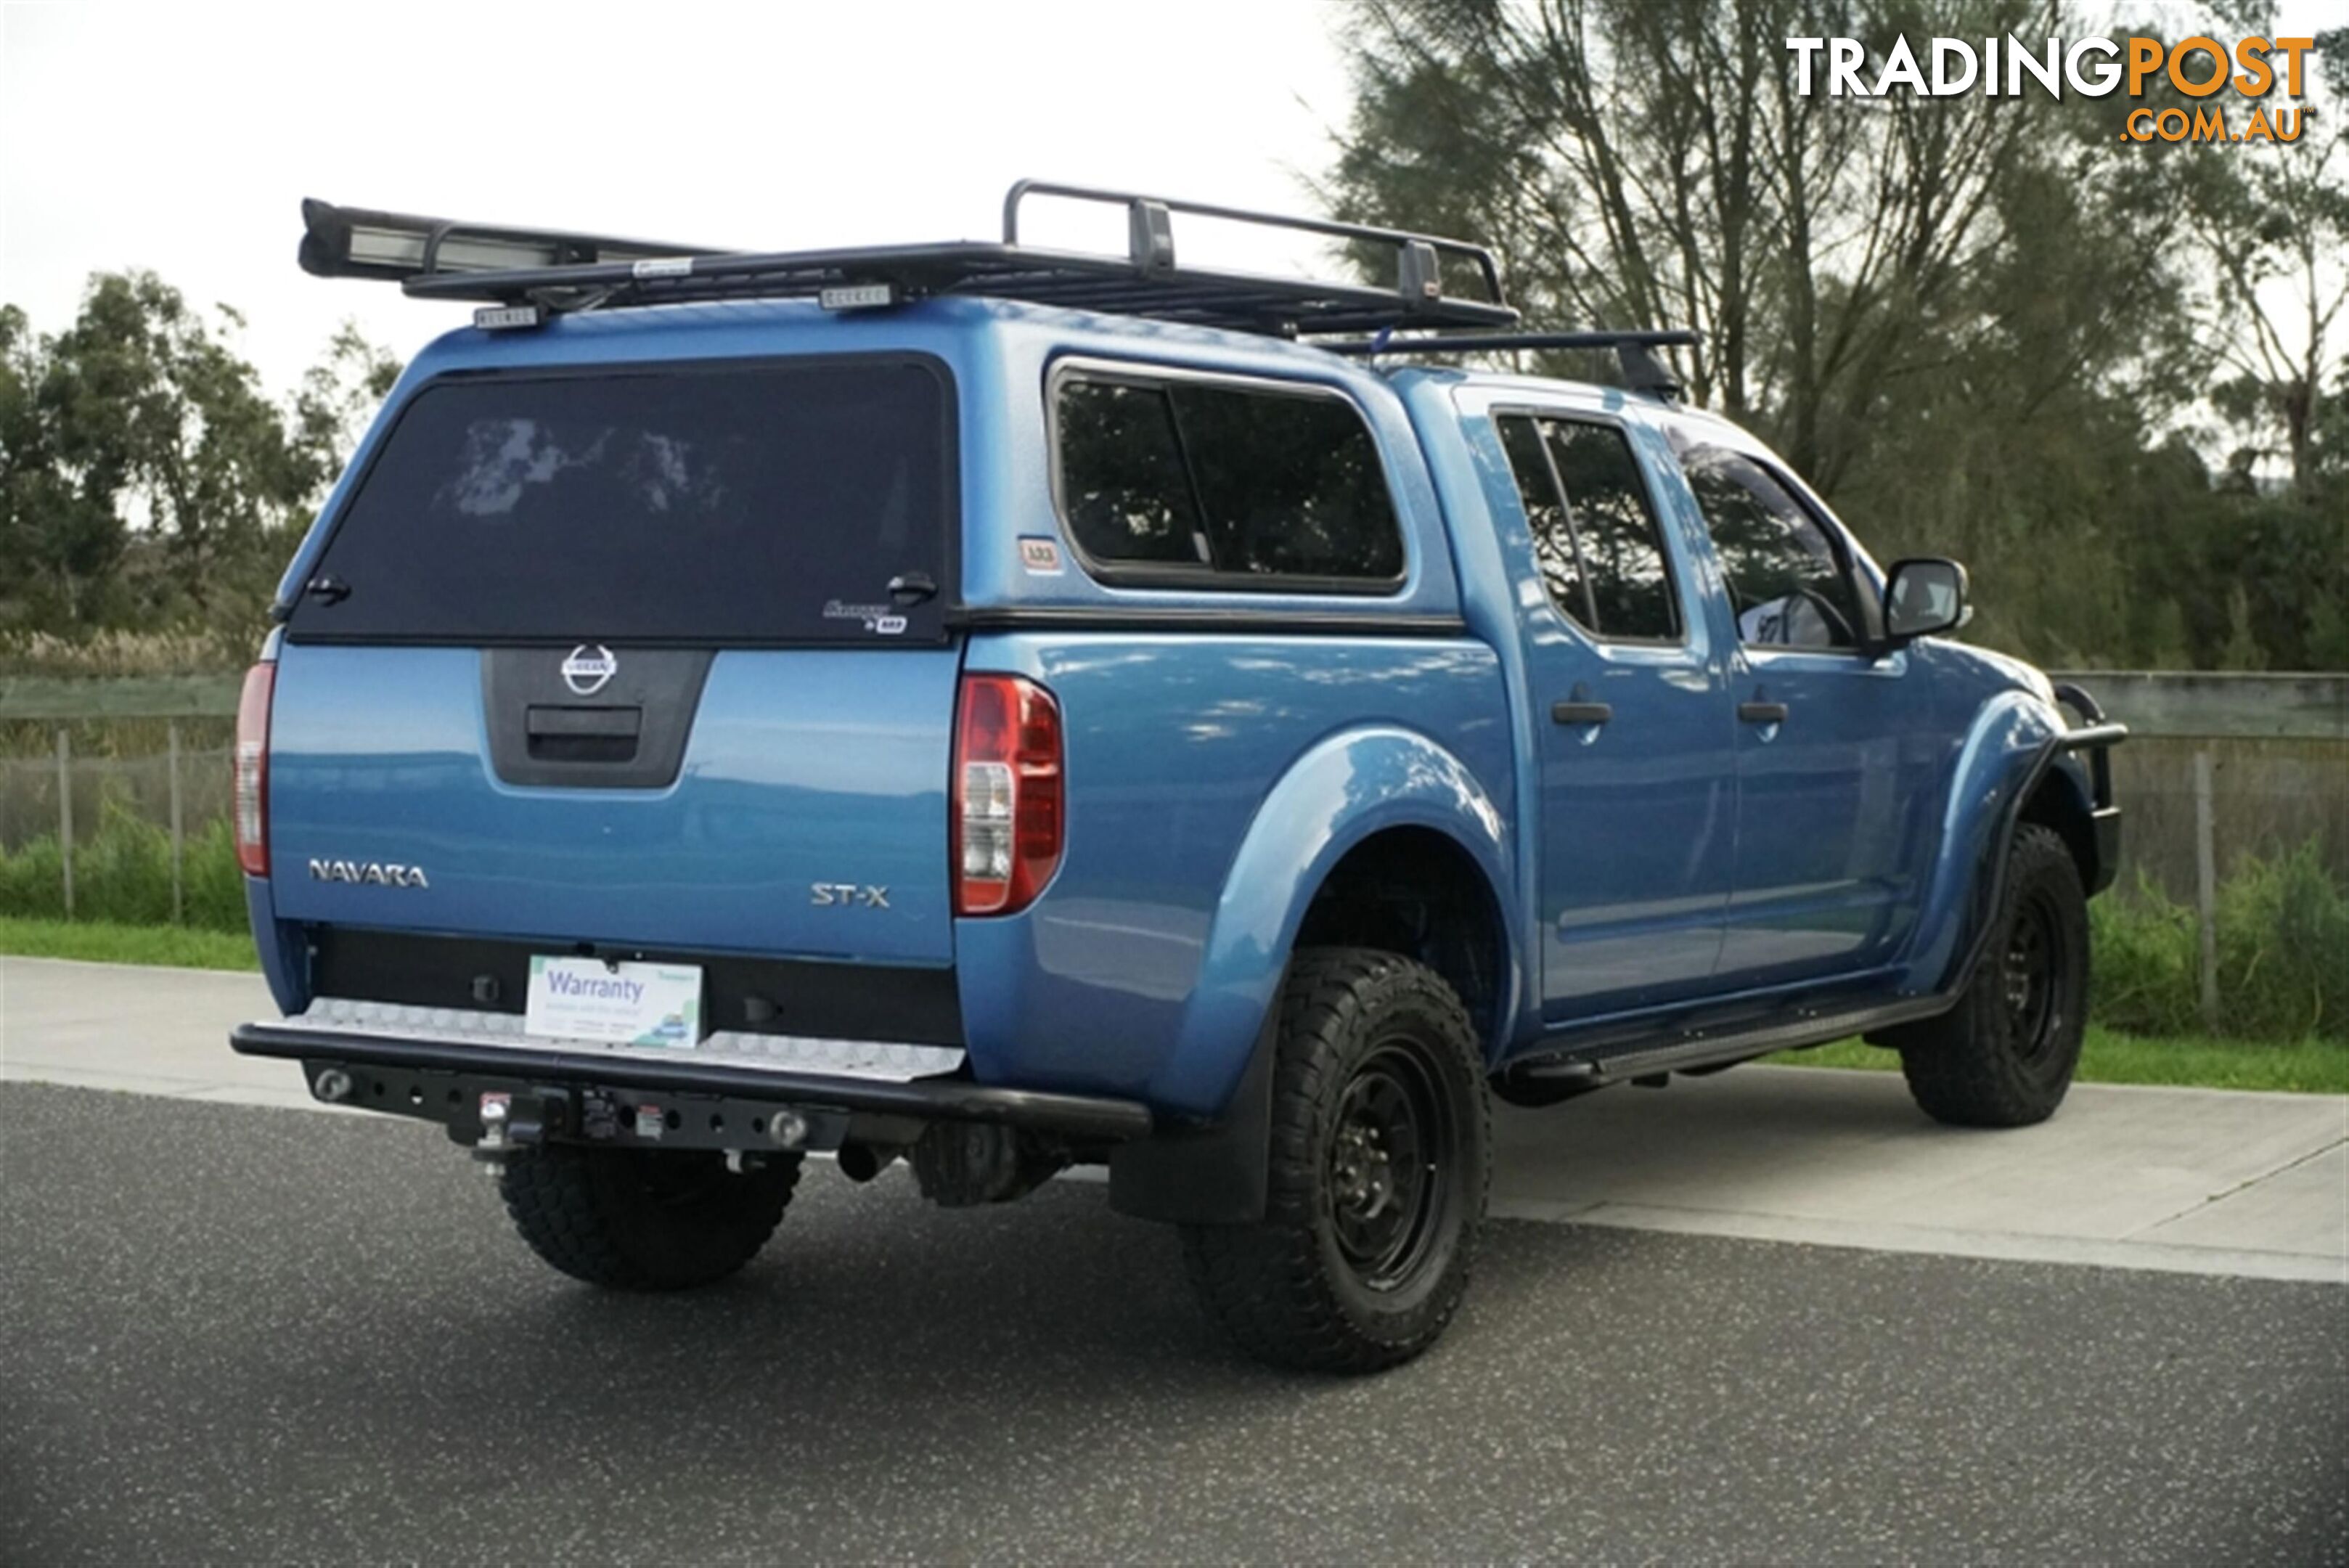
top-left (1506, 995), bottom-right (1951, 1089)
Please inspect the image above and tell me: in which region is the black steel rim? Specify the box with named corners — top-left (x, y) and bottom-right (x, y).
top-left (1325, 1040), bottom-right (1452, 1291)
top-left (2002, 890), bottom-right (2061, 1061)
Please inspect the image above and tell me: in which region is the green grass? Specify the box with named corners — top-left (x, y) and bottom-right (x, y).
top-left (0, 915), bottom-right (260, 972)
top-left (1770, 1024), bottom-right (2349, 1095)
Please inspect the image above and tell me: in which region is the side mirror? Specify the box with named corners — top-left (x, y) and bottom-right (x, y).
top-left (1884, 557), bottom-right (1969, 642)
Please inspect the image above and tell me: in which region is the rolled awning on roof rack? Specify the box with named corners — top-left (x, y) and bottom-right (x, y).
top-left (297, 198), bottom-right (725, 284)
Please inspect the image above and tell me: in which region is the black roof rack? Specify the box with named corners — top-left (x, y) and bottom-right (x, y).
top-left (1324, 329), bottom-right (1702, 399)
top-left (297, 181), bottom-right (1520, 338)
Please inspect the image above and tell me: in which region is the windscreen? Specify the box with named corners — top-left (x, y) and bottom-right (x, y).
top-left (289, 357), bottom-right (955, 644)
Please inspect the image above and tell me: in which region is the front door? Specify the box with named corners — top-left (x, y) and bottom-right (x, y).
top-left (1672, 443), bottom-right (1929, 987)
top-left (1492, 411), bottom-right (1736, 1020)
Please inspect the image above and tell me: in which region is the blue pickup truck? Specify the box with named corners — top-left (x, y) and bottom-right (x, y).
top-left (232, 184), bottom-right (2125, 1373)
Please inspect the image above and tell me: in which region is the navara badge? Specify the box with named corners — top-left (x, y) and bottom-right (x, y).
top-left (309, 859), bottom-right (430, 889)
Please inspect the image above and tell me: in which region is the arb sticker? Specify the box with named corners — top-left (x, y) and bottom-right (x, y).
top-left (1018, 536), bottom-right (1063, 573)
top-left (822, 600), bottom-right (909, 635)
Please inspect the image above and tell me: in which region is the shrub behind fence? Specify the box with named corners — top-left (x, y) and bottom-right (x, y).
top-left (2093, 844), bottom-right (2348, 1041)
top-left (0, 808), bottom-right (246, 931)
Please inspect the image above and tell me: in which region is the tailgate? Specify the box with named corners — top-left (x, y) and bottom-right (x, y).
top-left (265, 642), bottom-right (957, 963)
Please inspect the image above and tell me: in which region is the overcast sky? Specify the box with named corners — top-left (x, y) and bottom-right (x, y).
top-left (3, 1), bottom-right (2338, 405)
top-left (1, 1), bottom-right (1353, 395)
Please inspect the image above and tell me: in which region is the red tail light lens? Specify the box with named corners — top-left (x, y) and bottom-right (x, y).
top-left (232, 661), bottom-right (274, 877)
top-left (952, 674), bottom-right (1063, 916)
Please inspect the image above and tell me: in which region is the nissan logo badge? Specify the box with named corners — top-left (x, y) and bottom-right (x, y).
top-left (561, 645), bottom-right (617, 696)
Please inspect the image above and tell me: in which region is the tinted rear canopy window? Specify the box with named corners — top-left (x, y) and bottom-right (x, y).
top-left (1053, 373), bottom-right (1405, 588)
top-left (290, 357), bottom-right (955, 643)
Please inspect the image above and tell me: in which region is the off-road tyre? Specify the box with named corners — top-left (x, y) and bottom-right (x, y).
top-left (1180, 948), bottom-right (1489, 1374)
top-left (499, 1144), bottom-right (801, 1290)
top-left (1895, 823), bottom-right (2089, 1127)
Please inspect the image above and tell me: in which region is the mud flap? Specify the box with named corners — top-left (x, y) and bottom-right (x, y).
top-left (1107, 1003), bottom-right (1277, 1225)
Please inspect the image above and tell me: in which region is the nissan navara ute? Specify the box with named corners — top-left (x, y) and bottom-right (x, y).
top-left (231, 183), bottom-right (2125, 1373)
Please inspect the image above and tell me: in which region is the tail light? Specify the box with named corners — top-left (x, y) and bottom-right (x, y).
top-left (232, 661), bottom-right (275, 877)
top-left (952, 674), bottom-right (1063, 916)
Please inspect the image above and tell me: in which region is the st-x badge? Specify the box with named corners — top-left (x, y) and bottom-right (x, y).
top-left (810, 883), bottom-right (890, 908)
top-left (562, 645), bottom-right (617, 696)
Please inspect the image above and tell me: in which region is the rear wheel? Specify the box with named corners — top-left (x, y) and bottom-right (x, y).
top-left (499, 1144), bottom-right (801, 1290)
top-left (1180, 948), bottom-right (1489, 1374)
top-left (1895, 823), bottom-right (2089, 1127)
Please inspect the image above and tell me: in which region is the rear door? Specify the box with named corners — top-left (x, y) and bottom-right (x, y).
top-left (1492, 411), bottom-right (1736, 1019)
top-left (266, 355), bottom-right (963, 963)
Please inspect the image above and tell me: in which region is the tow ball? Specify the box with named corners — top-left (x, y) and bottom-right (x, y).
top-left (470, 1089), bottom-right (565, 1165)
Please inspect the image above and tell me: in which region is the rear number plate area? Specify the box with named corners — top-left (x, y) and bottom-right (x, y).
top-left (525, 956), bottom-right (703, 1047)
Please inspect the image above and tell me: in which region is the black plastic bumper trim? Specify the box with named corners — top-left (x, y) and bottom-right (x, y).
top-left (231, 1023), bottom-right (1152, 1142)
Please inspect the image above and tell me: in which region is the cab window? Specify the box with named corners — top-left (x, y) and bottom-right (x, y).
top-left (1677, 446), bottom-right (1865, 650)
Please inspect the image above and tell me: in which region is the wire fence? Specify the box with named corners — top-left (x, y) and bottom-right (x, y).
top-left (1, 669), bottom-right (2342, 973)
top-left (0, 741), bottom-right (232, 849)
top-left (2107, 737), bottom-right (2347, 897)
top-left (0, 732), bottom-right (234, 923)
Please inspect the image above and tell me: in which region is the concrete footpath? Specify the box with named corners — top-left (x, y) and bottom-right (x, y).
top-left (4, 954), bottom-right (2342, 1283)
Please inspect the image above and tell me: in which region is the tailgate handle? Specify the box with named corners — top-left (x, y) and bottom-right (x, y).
top-left (527, 706), bottom-right (642, 738)
top-left (526, 705), bottom-right (642, 764)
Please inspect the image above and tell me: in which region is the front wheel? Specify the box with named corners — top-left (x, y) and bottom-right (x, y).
top-left (1180, 949), bottom-right (1489, 1374)
top-left (1894, 823), bottom-right (2090, 1127)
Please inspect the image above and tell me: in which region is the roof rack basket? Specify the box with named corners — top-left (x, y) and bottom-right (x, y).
top-left (297, 181), bottom-right (1521, 338)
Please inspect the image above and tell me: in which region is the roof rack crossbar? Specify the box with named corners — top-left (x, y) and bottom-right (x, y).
top-left (297, 183), bottom-right (1521, 339)
top-left (1000, 179), bottom-right (1506, 311)
top-left (1325, 329), bottom-right (1702, 398)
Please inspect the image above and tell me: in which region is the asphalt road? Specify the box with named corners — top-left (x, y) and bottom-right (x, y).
top-left (4, 1083), bottom-right (2345, 1565)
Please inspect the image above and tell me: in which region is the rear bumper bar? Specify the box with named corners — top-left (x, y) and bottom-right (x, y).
top-left (229, 1021), bottom-right (1153, 1143)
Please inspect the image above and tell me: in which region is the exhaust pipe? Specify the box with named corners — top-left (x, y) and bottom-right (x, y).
top-left (836, 1143), bottom-right (901, 1183)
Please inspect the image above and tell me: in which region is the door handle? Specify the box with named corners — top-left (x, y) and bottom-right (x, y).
top-left (1738, 701), bottom-right (1789, 724)
top-left (1551, 701), bottom-right (1614, 725)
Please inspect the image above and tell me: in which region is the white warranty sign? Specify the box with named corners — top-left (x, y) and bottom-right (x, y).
top-left (525, 956), bottom-right (703, 1047)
